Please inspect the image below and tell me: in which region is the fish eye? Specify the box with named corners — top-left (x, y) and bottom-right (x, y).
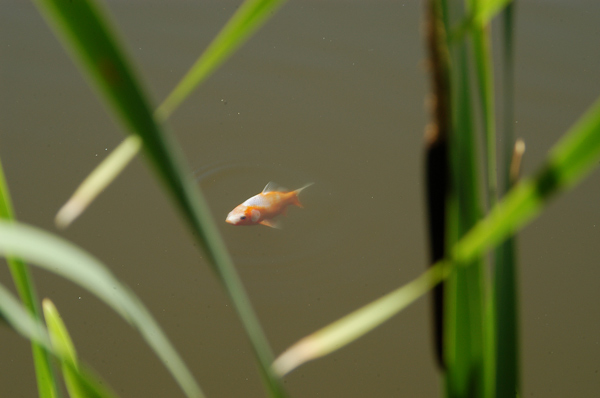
top-left (240, 216), bottom-right (246, 220)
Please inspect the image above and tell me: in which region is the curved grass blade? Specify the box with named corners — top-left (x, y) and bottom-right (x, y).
top-left (155, 0), bottom-right (287, 121)
top-left (56, 0), bottom-right (288, 229)
top-left (32, 1), bottom-right (286, 396)
top-left (273, 263), bottom-right (450, 376)
top-left (43, 299), bottom-right (120, 398)
top-left (0, 283), bottom-right (119, 398)
top-left (0, 220), bottom-right (204, 398)
top-left (274, 93), bottom-right (600, 377)
top-left (454, 95), bottom-right (600, 263)
top-left (43, 299), bottom-right (77, 377)
top-left (0, 282), bottom-right (53, 356)
top-left (55, 135), bottom-right (142, 229)
top-left (0, 158), bottom-right (58, 398)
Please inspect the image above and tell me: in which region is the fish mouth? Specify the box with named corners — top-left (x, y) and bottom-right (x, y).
top-left (225, 212), bottom-right (236, 225)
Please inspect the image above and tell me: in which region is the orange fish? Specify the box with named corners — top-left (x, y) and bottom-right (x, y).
top-left (226, 182), bottom-right (313, 228)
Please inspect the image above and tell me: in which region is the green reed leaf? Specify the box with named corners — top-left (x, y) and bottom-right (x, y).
top-left (274, 92), bottom-right (600, 379)
top-left (0, 284), bottom-right (119, 398)
top-left (55, 135), bottom-right (142, 229)
top-left (0, 282), bottom-right (53, 354)
top-left (454, 95), bottom-right (600, 263)
top-left (469, 0), bottom-right (498, 208)
top-left (43, 299), bottom-right (77, 365)
top-left (0, 220), bottom-right (204, 398)
top-left (43, 299), bottom-right (120, 398)
top-left (0, 158), bottom-right (58, 398)
top-left (450, 0), bottom-right (513, 43)
top-left (32, 1), bottom-right (286, 396)
top-left (273, 263), bottom-right (450, 376)
top-left (55, 0), bottom-right (287, 229)
top-left (156, 0), bottom-right (287, 120)
top-left (444, 16), bottom-right (487, 395)
top-left (494, 4), bottom-right (519, 397)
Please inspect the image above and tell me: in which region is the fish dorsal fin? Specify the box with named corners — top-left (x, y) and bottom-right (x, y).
top-left (262, 181), bottom-right (287, 193)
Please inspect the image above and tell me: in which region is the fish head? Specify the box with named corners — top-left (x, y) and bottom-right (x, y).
top-left (226, 205), bottom-right (261, 226)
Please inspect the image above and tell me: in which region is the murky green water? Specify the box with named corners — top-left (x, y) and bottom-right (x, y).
top-left (1, 0), bottom-right (599, 397)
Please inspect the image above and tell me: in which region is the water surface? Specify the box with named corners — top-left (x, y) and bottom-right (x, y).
top-left (1, 1), bottom-right (599, 397)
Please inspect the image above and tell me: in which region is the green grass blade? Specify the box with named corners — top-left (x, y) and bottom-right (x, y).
top-left (454, 95), bottom-right (600, 263)
top-left (469, 0), bottom-right (498, 208)
top-left (493, 238), bottom-right (518, 397)
top-left (445, 32), bottom-right (487, 398)
top-left (273, 263), bottom-right (451, 376)
top-left (0, 159), bottom-right (59, 398)
top-left (450, 0), bottom-right (513, 43)
top-left (55, 0), bottom-right (288, 229)
top-left (32, 0), bottom-right (156, 143)
top-left (278, 92), bottom-right (600, 386)
top-left (0, 283), bottom-right (119, 398)
top-left (467, 1), bottom-right (500, 396)
top-left (474, 0), bottom-right (513, 25)
top-left (43, 299), bottom-right (77, 364)
top-left (55, 135), bottom-right (142, 229)
top-left (59, 362), bottom-right (120, 398)
top-left (43, 299), bottom-right (120, 398)
top-left (494, 4), bottom-right (519, 398)
top-left (0, 282), bottom-right (54, 353)
top-left (155, 0), bottom-right (287, 121)
top-left (500, 3), bottom-right (516, 196)
top-left (0, 220), bottom-right (204, 398)
top-left (32, 1), bottom-right (286, 396)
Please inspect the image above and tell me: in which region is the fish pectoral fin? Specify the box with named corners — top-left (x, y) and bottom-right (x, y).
top-left (260, 218), bottom-right (282, 229)
top-left (251, 209), bottom-right (261, 222)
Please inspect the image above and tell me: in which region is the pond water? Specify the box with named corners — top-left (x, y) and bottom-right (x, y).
top-left (1, 0), bottom-right (599, 397)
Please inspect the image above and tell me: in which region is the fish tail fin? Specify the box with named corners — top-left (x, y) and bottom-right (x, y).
top-left (292, 183), bottom-right (314, 208)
